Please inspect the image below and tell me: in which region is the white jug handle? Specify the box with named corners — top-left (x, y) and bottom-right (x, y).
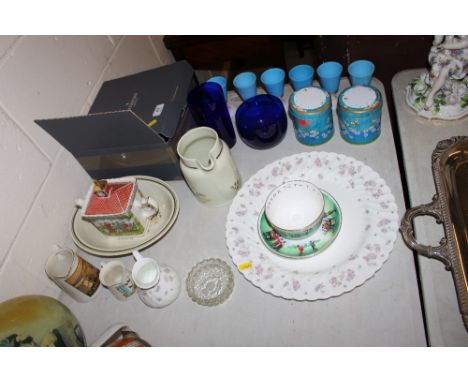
top-left (198, 155), bottom-right (216, 172)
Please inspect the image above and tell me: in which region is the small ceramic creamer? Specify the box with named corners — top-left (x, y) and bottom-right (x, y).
top-left (338, 85), bottom-right (383, 144)
top-left (177, 127), bottom-right (241, 206)
top-left (289, 86), bottom-right (334, 145)
top-left (131, 251), bottom-right (180, 308)
top-left (99, 261), bottom-right (136, 301)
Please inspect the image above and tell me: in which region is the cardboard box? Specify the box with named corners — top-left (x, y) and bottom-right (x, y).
top-left (36, 60), bottom-right (197, 180)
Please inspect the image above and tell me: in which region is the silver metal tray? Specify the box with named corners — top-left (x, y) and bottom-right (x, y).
top-left (400, 136), bottom-right (468, 331)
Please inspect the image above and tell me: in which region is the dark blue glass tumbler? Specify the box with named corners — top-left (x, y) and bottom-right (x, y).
top-left (235, 94), bottom-right (287, 149)
top-left (186, 82), bottom-right (236, 148)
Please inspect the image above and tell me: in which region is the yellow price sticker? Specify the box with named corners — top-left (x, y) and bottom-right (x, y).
top-left (238, 261), bottom-right (252, 271)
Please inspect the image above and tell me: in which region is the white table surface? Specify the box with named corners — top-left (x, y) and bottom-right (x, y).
top-left (63, 78), bottom-right (426, 346)
top-left (392, 69), bottom-right (468, 346)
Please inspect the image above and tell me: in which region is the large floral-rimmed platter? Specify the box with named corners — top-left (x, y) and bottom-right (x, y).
top-left (225, 151), bottom-right (399, 301)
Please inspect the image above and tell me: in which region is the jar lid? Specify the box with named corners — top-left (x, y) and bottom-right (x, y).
top-left (290, 86), bottom-right (330, 113)
top-left (339, 85), bottom-right (381, 111)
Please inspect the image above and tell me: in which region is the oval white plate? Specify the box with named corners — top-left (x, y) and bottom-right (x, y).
top-left (225, 151), bottom-right (398, 300)
top-left (71, 176), bottom-right (179, 257)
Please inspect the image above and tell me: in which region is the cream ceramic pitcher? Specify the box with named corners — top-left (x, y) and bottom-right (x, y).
top-left (177, 127), bottom-right (241, 206)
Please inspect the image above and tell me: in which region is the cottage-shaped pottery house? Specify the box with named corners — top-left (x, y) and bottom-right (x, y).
top-left (82, 177), bottom-right (145, 236)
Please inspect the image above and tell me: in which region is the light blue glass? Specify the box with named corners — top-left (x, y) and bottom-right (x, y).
top-left (348, 60), bottom-right (375, 86)
top-left (261, 68), bottom-right (285, 97)
top-left (233, 72), bottom-right (257, 100)
top-left (317, 61), bottom-right (343, 94)
top-left (207, 76), bottom-right (227, 100)
top-left (288, 64), bottom-right (314, 91)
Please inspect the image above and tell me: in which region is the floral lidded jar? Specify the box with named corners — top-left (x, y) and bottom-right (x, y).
top-left (289, 86), bottom-right (334, 145)
top-left (337, 85), bottom-right (383, 144)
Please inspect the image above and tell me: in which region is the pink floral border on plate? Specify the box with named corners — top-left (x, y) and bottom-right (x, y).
top-left (225, 151), bottom-right (399, 301)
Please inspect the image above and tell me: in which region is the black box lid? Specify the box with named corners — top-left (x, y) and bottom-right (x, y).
top-left (89, 60), bottom-right (194, 139)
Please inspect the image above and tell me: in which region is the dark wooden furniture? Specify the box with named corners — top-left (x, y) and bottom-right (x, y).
top-left (163, 36), bottom-right (286, 87)
top-left (163, 35), bottom-right (434, 136)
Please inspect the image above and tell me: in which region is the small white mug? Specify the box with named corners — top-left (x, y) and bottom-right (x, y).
top-left (45, 247), bottom-right (102, 302)
top-left (99, 261), bottom-right (136, 301)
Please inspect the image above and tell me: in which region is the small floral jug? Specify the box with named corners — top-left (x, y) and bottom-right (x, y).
top-left (131, 250), bottom-right (180, 308)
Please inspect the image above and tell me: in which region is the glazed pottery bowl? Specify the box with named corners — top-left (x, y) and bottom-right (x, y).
top-left (0, 295), bottom-right (85, 347)
top-left (265, 180), bottom-right (324, 240)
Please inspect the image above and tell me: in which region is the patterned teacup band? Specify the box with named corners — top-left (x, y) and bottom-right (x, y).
top-left (289, 86), bottom-right (334, 145)
top-left (338, 85), bottom-right (383, 144)
top-left (265, 180), bottom-right (325, 240)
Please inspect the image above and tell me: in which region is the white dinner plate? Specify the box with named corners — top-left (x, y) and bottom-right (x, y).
top-left (225, 151), bottom-right (399, 300)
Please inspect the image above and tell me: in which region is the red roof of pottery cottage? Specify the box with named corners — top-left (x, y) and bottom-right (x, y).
top-left (85, 182), bottom-right (135, 216)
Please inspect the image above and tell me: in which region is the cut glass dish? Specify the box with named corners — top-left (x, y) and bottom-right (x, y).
top-left (186, 258), bottom-right (234, 306)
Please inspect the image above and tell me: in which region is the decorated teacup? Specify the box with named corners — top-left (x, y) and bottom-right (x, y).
top-left (265, 180), bottom-right (324, 240)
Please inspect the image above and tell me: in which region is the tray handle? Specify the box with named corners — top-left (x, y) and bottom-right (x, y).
top-left (400, 195), bottom-right (451, 270)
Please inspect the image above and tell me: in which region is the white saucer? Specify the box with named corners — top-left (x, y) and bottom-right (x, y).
top-left (71, 176), bottom-right (179, 257)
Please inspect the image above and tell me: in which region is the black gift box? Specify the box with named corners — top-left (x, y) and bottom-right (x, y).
top-left (36, 60), bottom-right (197, 180)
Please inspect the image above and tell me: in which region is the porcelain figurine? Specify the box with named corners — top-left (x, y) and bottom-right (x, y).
top-left (406, 35), bottom-right (468, 120)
